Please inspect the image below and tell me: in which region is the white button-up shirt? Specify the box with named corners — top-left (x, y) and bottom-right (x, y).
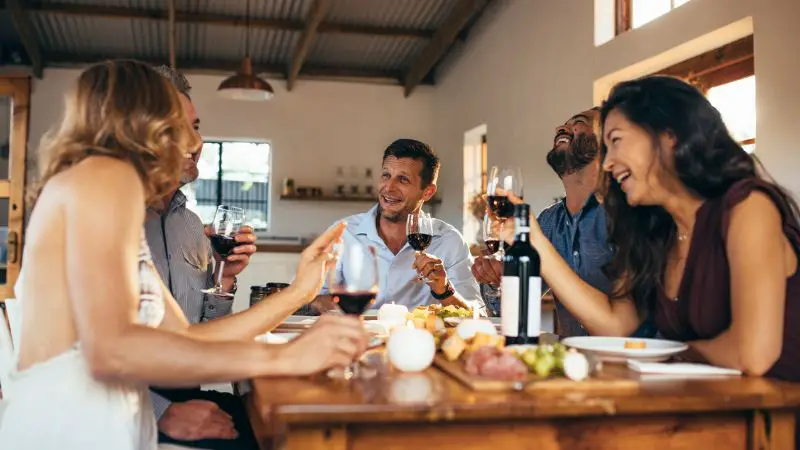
top-left (321, 205), bottom-right (484, 311)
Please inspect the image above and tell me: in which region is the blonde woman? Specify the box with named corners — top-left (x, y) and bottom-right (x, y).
top-left (0, 60), bottom-right (367, 449)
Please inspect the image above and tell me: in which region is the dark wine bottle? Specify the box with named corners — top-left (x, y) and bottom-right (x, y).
top-left (501, 203), bottom-right (542, 346)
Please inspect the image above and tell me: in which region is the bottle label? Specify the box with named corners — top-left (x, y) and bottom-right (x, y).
top-left (500, 276), bottom-right (543, 337)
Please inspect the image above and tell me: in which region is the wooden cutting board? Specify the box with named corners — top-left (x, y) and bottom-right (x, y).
top-left (433, 354), bottom-right (640, 393)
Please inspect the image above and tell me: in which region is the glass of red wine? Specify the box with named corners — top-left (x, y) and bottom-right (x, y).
top-left (406, 210), bottom-right (434, 282)
top-left (201, 205), bottom-right (245, 299)
top-left (483, 212), bottom-right (502, 256)
top-left (327, 240), bottom-right (379, 379)
top-left (487, 166), bottom-right (523, 219)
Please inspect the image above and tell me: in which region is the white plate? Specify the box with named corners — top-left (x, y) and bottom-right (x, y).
top-left (560, 336), bottom-right (688, 363)
top-left (443, 317), bottom-right (502, 327)
top-left (255, 331), bottom-right (385, 348)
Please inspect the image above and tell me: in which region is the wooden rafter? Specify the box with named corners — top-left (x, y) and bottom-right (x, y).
top-left (403, 0), bottom-right (487, 97)
top-left (6, 0), bottom-right (44, 78)
top-left (42, 53), bottom-right (430, 86)
top-left (17, 1), bottom-right (436, 40)
top-left (655, 35), bottom-right (754, 89)
top-left (287, 0), bottom-right (331, 91)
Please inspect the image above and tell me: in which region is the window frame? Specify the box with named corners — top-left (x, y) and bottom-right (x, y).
top-left (192, 139), bottom-right (272, 231)
top-left (616, 0), bottom-right (691, 35)
top-left (652, 35), bottom-right (755, 149)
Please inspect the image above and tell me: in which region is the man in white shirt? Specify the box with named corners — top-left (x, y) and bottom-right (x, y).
top-left (320, 139), bottom-right (484, 312)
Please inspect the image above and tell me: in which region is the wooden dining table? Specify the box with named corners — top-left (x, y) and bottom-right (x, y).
top-left (245, 344), bottom-right (800, 450)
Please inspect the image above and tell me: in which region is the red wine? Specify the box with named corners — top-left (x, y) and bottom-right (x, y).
top-left (332, 291), bottom-right (376, 315)
top-left (487, 195), bottom-right (515, 218)
top-left (407, 233), bottom-right (432, 251)
top-left (485, 239), bottom-right (501, 254)
top-left (501, 203), bottom-right (541, 346)
top-left (209, 234), bottom-right (238, 258)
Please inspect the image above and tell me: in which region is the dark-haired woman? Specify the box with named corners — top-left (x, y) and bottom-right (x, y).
top-left (512, 75), bottom-right (800, 386)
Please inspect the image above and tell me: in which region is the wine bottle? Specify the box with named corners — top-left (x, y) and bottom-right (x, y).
top-left (501, 203), bottom-right (542, 345)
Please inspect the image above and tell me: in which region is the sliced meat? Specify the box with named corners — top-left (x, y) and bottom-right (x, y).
top-left (464, 347), bottom-right (528, 381)
top-left (464, 346), bottom-right (496, 375)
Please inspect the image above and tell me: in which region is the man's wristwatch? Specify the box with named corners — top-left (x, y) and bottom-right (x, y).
top-left (431, 281), bottom-right (455, 300)
top-left (226, 276), bottom-right (238, 295)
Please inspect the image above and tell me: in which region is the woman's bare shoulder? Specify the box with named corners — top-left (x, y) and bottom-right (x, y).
top-left (48, 155), bottom-right (145, 205)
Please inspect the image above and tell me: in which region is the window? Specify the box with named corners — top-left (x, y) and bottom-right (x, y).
top-left (617, 0), bottom-right (692, 34)
top-left (654, 35), bottom-right (756, 153)
top-left (463, 125), bottom-right (488, 250)
top-left (182, 140), bottom-right (272, 230)
top-left (707, 76), bottom-right (756, 153)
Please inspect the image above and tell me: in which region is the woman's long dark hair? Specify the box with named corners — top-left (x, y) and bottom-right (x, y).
top-left (599, 75), bottom-right (799, 316)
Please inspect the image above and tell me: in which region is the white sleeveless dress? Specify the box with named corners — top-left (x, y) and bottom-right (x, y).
top-left (0, 231), bottom-right (166, 450)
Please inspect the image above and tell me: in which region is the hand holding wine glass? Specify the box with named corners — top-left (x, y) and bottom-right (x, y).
top-left (202, 205), bottom-right (245, 298)
top-left (204, 224), bottom-right (257, 277)
top-left (326, 239), bottom-right (380, 379)
top-left (490, 191), bottom-right (543, 246)
top-left (279, 314), bottom-right (370, 376)
top-left (406, 210), bottom-right (434, 282)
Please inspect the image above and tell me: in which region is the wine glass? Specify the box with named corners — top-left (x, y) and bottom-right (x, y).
top-left (327, 240), bottom-right (379, 379)
top-left (482, 212), bottom-right (502, 316)
top-left (487, 166), bottom-right (523, 219)
top-left (406, 210), bottom-right (434, 282)
top-left (483, 212), bottom-right (502, 257)
top-left (201, 205), bottom-right (245, 298)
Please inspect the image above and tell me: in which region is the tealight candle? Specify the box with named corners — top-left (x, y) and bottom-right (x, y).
top-left (378, 302), bottom-right (409, 331)
top-left (455, 317), bottom-right (497, 341)
top-left (387, 322), bottom-right (436, 372)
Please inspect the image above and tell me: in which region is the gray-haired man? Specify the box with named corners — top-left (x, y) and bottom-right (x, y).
top-left (146, 65), bottom-right (258, 450)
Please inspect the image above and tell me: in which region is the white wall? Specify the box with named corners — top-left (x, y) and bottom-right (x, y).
top-left (431, 0), bottom-right (800, 229)
top-left (26, 69), bottom-right (437, 238)
top-left (432, 1), bottom-right (596, 227)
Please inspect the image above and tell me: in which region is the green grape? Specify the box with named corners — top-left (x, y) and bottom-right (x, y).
top-left (521, 349), bottom-right (537, 369)
top-left (534, 353), bottom-right (556, 377)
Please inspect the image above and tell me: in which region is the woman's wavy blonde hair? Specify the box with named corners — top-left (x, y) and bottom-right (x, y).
top-left (30, 59), bottom-right (200, 209)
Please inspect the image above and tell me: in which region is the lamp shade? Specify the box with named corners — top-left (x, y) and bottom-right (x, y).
top-left (217, 56), bottom-right (274, 101)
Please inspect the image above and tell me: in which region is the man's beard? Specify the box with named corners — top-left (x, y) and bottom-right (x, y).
top-left (377, 204), bottom-right (414, 223)
top-left (179, 159), bottom-right (200, 185)
top-left (546, 134), bottom-right (599, 178)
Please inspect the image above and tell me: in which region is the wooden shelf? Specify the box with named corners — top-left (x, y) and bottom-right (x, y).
top-left (280, 195), bottom-right (442, 205)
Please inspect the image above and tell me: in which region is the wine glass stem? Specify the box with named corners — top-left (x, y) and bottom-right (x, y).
top-left (216, 260), bottom-right (226, 290)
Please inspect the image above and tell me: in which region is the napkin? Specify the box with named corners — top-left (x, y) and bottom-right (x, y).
top-left (627, 360), bottom-right (742, 376)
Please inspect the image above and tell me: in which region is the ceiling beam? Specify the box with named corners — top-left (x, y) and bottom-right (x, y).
top-left (21, 1), bottom-right (436, 40)
top-left (6, 0), bottom-right (44, 78)
top-left (287, 0), bottom-right (331, 91)
top-left (656, 35), bottom-right (754, 81)
top-left (39, 53), bottom-right (433, 86)
top-left (403, 0), bottom-right (487, 97)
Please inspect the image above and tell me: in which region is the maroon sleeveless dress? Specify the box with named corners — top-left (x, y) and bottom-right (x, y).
top-left (653, 178), bottom-right (800, 448)
top-left (654, 177), bottom-right (800, 381)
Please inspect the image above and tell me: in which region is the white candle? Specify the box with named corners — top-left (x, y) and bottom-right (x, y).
top-left (387, 325), bottom-right (436, 372)
top-left (456, 318), bottom-right (498, 341)
top-left (378, 302), bottom-right (409, 332)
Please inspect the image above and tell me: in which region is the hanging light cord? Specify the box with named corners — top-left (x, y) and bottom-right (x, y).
top-left (245, 0), bottom-right (251, 58)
